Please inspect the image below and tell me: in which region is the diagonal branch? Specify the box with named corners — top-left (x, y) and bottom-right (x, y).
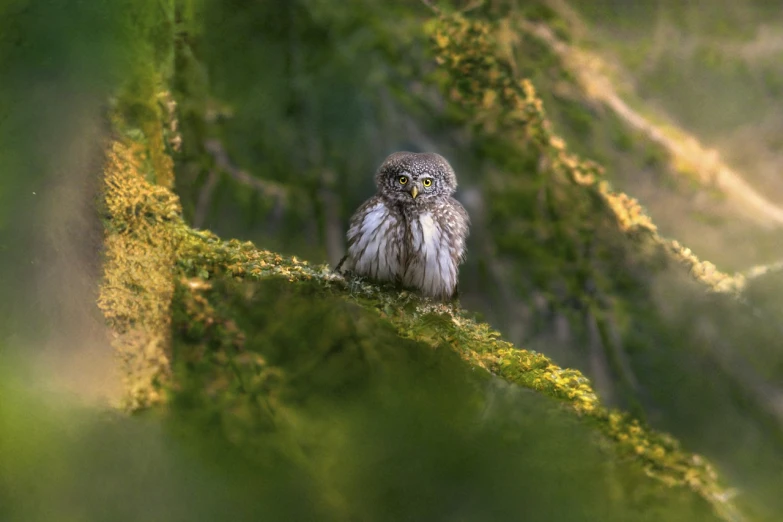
top-left (203, 139), bottom-right (288, 202)
top-left (193, 169), bottom-right (219, 229)
top-left (741, 259), bottom-right (783, 281)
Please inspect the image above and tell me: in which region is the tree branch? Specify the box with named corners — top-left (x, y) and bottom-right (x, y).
top-left (193, 169), bottom-right (219, 229)
top-left (203, 139), bottom-right (288, 202)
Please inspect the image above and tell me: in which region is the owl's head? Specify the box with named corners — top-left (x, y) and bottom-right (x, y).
top-left (374, 151), bottom-right (458, 205)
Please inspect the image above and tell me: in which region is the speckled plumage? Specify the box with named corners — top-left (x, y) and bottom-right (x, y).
top-left (338, 151), bottom-right (470, 300)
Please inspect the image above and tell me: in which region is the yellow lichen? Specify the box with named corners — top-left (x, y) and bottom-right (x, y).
top-left (97, 139), bottom-right (181, 410)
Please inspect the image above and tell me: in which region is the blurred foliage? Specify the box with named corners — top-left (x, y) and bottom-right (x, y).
top-left (558, 0), bottom-right (783, 269)
top-left (3, 0), bottom-right (783, 521)
top-left (0, 337), bottom-right (720, 522)
top-left (567, 0), bottom-right (783, 138)
top-left (173, 0), bottom-right (435, 261)
top-left (0, 0), bottom-right (121, 337)
top-left (0, 0), bottom-right (176, 338)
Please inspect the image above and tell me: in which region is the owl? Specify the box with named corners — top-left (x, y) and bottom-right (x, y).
top-left (337, 151), bottom-right (470, 301)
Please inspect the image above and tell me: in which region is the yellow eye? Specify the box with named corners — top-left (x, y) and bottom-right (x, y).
top-left (399, 176), bottom-right (408, 185)
top-left (422, 178), bottom-right (432, 187)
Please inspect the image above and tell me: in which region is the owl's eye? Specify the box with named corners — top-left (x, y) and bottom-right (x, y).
top-left (422, 178), bottom-right (432, 187)
top-left (398, 176), bottom-right (408, 185)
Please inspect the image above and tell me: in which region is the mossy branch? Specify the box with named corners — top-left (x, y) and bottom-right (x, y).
top-left (99, 122), bottom-right (743, 522)
top-left (426, 11), bottom-right (746, 296)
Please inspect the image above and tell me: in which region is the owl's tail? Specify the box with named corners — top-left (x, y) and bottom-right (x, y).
top-left (334, 254), bottom-right (349, 274)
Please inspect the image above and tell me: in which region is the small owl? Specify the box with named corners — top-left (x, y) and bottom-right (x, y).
top-left (337, 151), bottom-right (470, 300)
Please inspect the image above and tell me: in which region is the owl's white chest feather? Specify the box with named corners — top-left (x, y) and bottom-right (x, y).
top-left (346, 201), bottom-right (460, 299)
top-left (405, 212), bottom-right (456, 298)
top-left (347, 201), bottom-right (401, 282)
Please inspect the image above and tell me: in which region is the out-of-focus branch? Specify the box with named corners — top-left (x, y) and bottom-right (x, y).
top-left (460, 0), bottom-right (485, 13)
top-left (741, 259), bottom-right (783, 281)
top-left (203, 139), bottom-right (287, 201)
top-left (420, 0), bottom-right (439, 13)
top-left (193, 169), bottom-right (219, 229)
top-left (519, 18), bottom-right (783, 229)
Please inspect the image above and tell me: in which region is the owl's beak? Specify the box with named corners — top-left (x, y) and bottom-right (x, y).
top-left (410, 185), bottom-right (419, 199)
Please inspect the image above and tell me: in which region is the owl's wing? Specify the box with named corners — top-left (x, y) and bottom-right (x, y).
top-left (442, 197), bottom-right (470, 263)
top-left (335, 196), bottom-right (380, 273)
top-left (341, 196), bottom-right (404, 282)
top-left (345, 195), bottom-right (385, 249)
